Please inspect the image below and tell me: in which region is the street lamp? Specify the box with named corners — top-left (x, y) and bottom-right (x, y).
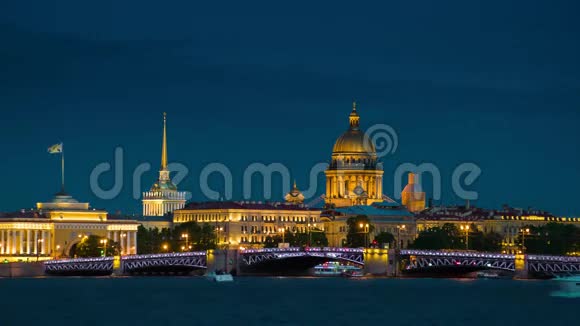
top-left (181, 233), bottom-right (189, 250)
top-left (460, 225), bottom-right (470, 250)
top-left (162, 244), bottom-right (168, 252)
top-left (308, 223), bottom-right (317, 247)
top-left (216, 227), bottom-right (224, 248)
top-left (359, 223), bottom-right (370, 248)
top-left (396, 225), bottom-right (406, 249)
top-left (55, 245), bottom-right (60, 260)
top-left (520, 228), bottom-right (530, 253)
top-left (100, 239), bottom-right (108, 257)
top-left (121, 233), bottom-right (127, 255)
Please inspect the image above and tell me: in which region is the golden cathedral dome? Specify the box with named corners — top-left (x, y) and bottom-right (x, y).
top-left (332, 102), bottom-right (376, 155)
top-left (332, 129), bottom-right (376, 154)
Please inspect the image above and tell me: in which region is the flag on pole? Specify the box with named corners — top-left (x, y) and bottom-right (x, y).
top-left (48, 143), bottom-right (63, 154)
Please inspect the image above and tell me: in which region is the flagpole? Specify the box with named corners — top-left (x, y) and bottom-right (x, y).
top-left (61, 143), bottom-right (65, 193)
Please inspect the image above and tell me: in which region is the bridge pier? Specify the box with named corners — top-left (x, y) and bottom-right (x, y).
top-left (112, 255), bottom-right (123, 276)
top-left (386, 249), bottom-right (400, 277)
top-left (514, 254), bottom-right (529, 279)
top-left (363, 249), bottom-right (390, 276)
top-left (207, 249), bottom-right (240, 275)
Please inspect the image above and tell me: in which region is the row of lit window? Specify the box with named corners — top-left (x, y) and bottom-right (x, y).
top-left (176, 214), bottom-right (316, 223)
top-left (240, 226), bottom-right (309, 234)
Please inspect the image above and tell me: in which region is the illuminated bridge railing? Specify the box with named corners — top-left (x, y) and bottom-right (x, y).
top-left (400, 250), bottom-right (516, 260)
top-left (401, 250), bottom-right (516, 271)
top-left (527, 255), bottom-right (580, 275)
top-left (240, 247), bottom-right (364, 266)
top-left (241, 247), bottom-right (364, 254)
top-left (44, 257), bottom-right (114, 274)
top-left (122, 252), bottom-right (207, 274)
top-left (528, 255), bottom-right (580, 262)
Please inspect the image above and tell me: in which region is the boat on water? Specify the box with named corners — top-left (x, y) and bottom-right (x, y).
top-left (314, 262), bottom-right (363, 277)
top-left (551, 276), bottom-right (580, 298)
top-left (341, 269), bottom-right (365, 278)
top-left (206, 271), bottom-right (234, 282)
top-left (476, 271), bottom-right (501, 279)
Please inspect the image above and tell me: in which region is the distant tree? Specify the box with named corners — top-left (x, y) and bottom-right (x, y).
top-left (170, 222), bottom-right (217, 251)
top-left (468, 226), bottom-right (503, 252)
top-left (75, 235), bottom-right (119, 258)
top-left (346, 215), bottom-right (374, 248)
top-left (264, 235), bottom-right (282, 248)
top-left (521, 223), bottom-right (580, 255)
top-left (275, 229), bottom-right (328, 247)
top-left (410, 223), bottom-right (462, 250)
top-left (310, 229), bottom-right (329, 247)
top-left (201, 224), bottom-right (218, 250)
top-left (137, 226), bottom-right (170, 254)
top-left (482, 232), bottom-right (504, 252)
top-left (374, 232), bottom-right (395, 248)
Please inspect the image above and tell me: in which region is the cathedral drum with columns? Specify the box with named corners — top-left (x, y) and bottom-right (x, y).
top-left (325, 102), bottom-right (384, 207)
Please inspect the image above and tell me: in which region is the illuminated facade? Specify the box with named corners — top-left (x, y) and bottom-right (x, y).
top-left (142, 113), bottom-right (187, 216)
top-left (162, 102), bottom-right (579, 254)
top-left (401, 173), bottom-right (426, 213)
top-left (321, 201), bottom-right (416, 248)
top-left (415, 206), bottom-right (580, 253)
top-left (0, 192), bottom-right (139, 262)
top-left (325, 102), bottom-right (384, 207)
top-left (173, 201), bottom-right (321, 248)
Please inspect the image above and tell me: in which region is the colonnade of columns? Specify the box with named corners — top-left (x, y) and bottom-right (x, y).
top-left (326, 174), bottom-right (383, 199)
top-left (143, 201), bottom-right (185, 217)
top-left (107, 230), bottom-right (138, 255)
top-left (0, 229), bottom-right (51, 255)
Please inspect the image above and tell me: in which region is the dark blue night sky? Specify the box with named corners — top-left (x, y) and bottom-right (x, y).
top-left (1, 1), bottom-right (579, 215)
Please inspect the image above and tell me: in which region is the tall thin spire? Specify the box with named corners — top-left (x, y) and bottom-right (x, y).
top-left (161, 112), bottom-right (168, 170)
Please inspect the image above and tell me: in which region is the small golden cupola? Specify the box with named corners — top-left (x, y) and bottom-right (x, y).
top-left (285, 180), bottom-right (305, 204)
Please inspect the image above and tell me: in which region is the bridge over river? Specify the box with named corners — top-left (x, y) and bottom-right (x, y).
top-left (43, 248), bottom-right (580, 278)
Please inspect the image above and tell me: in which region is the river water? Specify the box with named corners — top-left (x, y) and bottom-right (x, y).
top-left (0, 277), bottom-right (577, 325)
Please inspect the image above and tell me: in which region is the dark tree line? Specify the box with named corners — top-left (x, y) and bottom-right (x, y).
top-left (345, 215), bottom-right (374, 247)
top-left (519, 223), bottom-right (580, 255)
top-left (263, 229), bottom-right (328, 248)
top-left (410, 223), bottom-right (503, 252)
top-left (137, 222), bottom-right (218, 254)
top-left (74, 235), bottom-right (121, 258)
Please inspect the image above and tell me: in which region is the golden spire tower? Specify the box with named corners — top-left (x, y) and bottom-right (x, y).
top-left (161, 112), bottom-right (168, 170)
top-left (142, 113), bottom-right (187, 216)
top-left (324, 102), bottom-right (384, 207)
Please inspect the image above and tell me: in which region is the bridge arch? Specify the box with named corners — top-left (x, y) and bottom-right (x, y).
top-left (240, 247), bottom-right (364, 274)
top-left (65, 239), bottom-right (83, 258)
